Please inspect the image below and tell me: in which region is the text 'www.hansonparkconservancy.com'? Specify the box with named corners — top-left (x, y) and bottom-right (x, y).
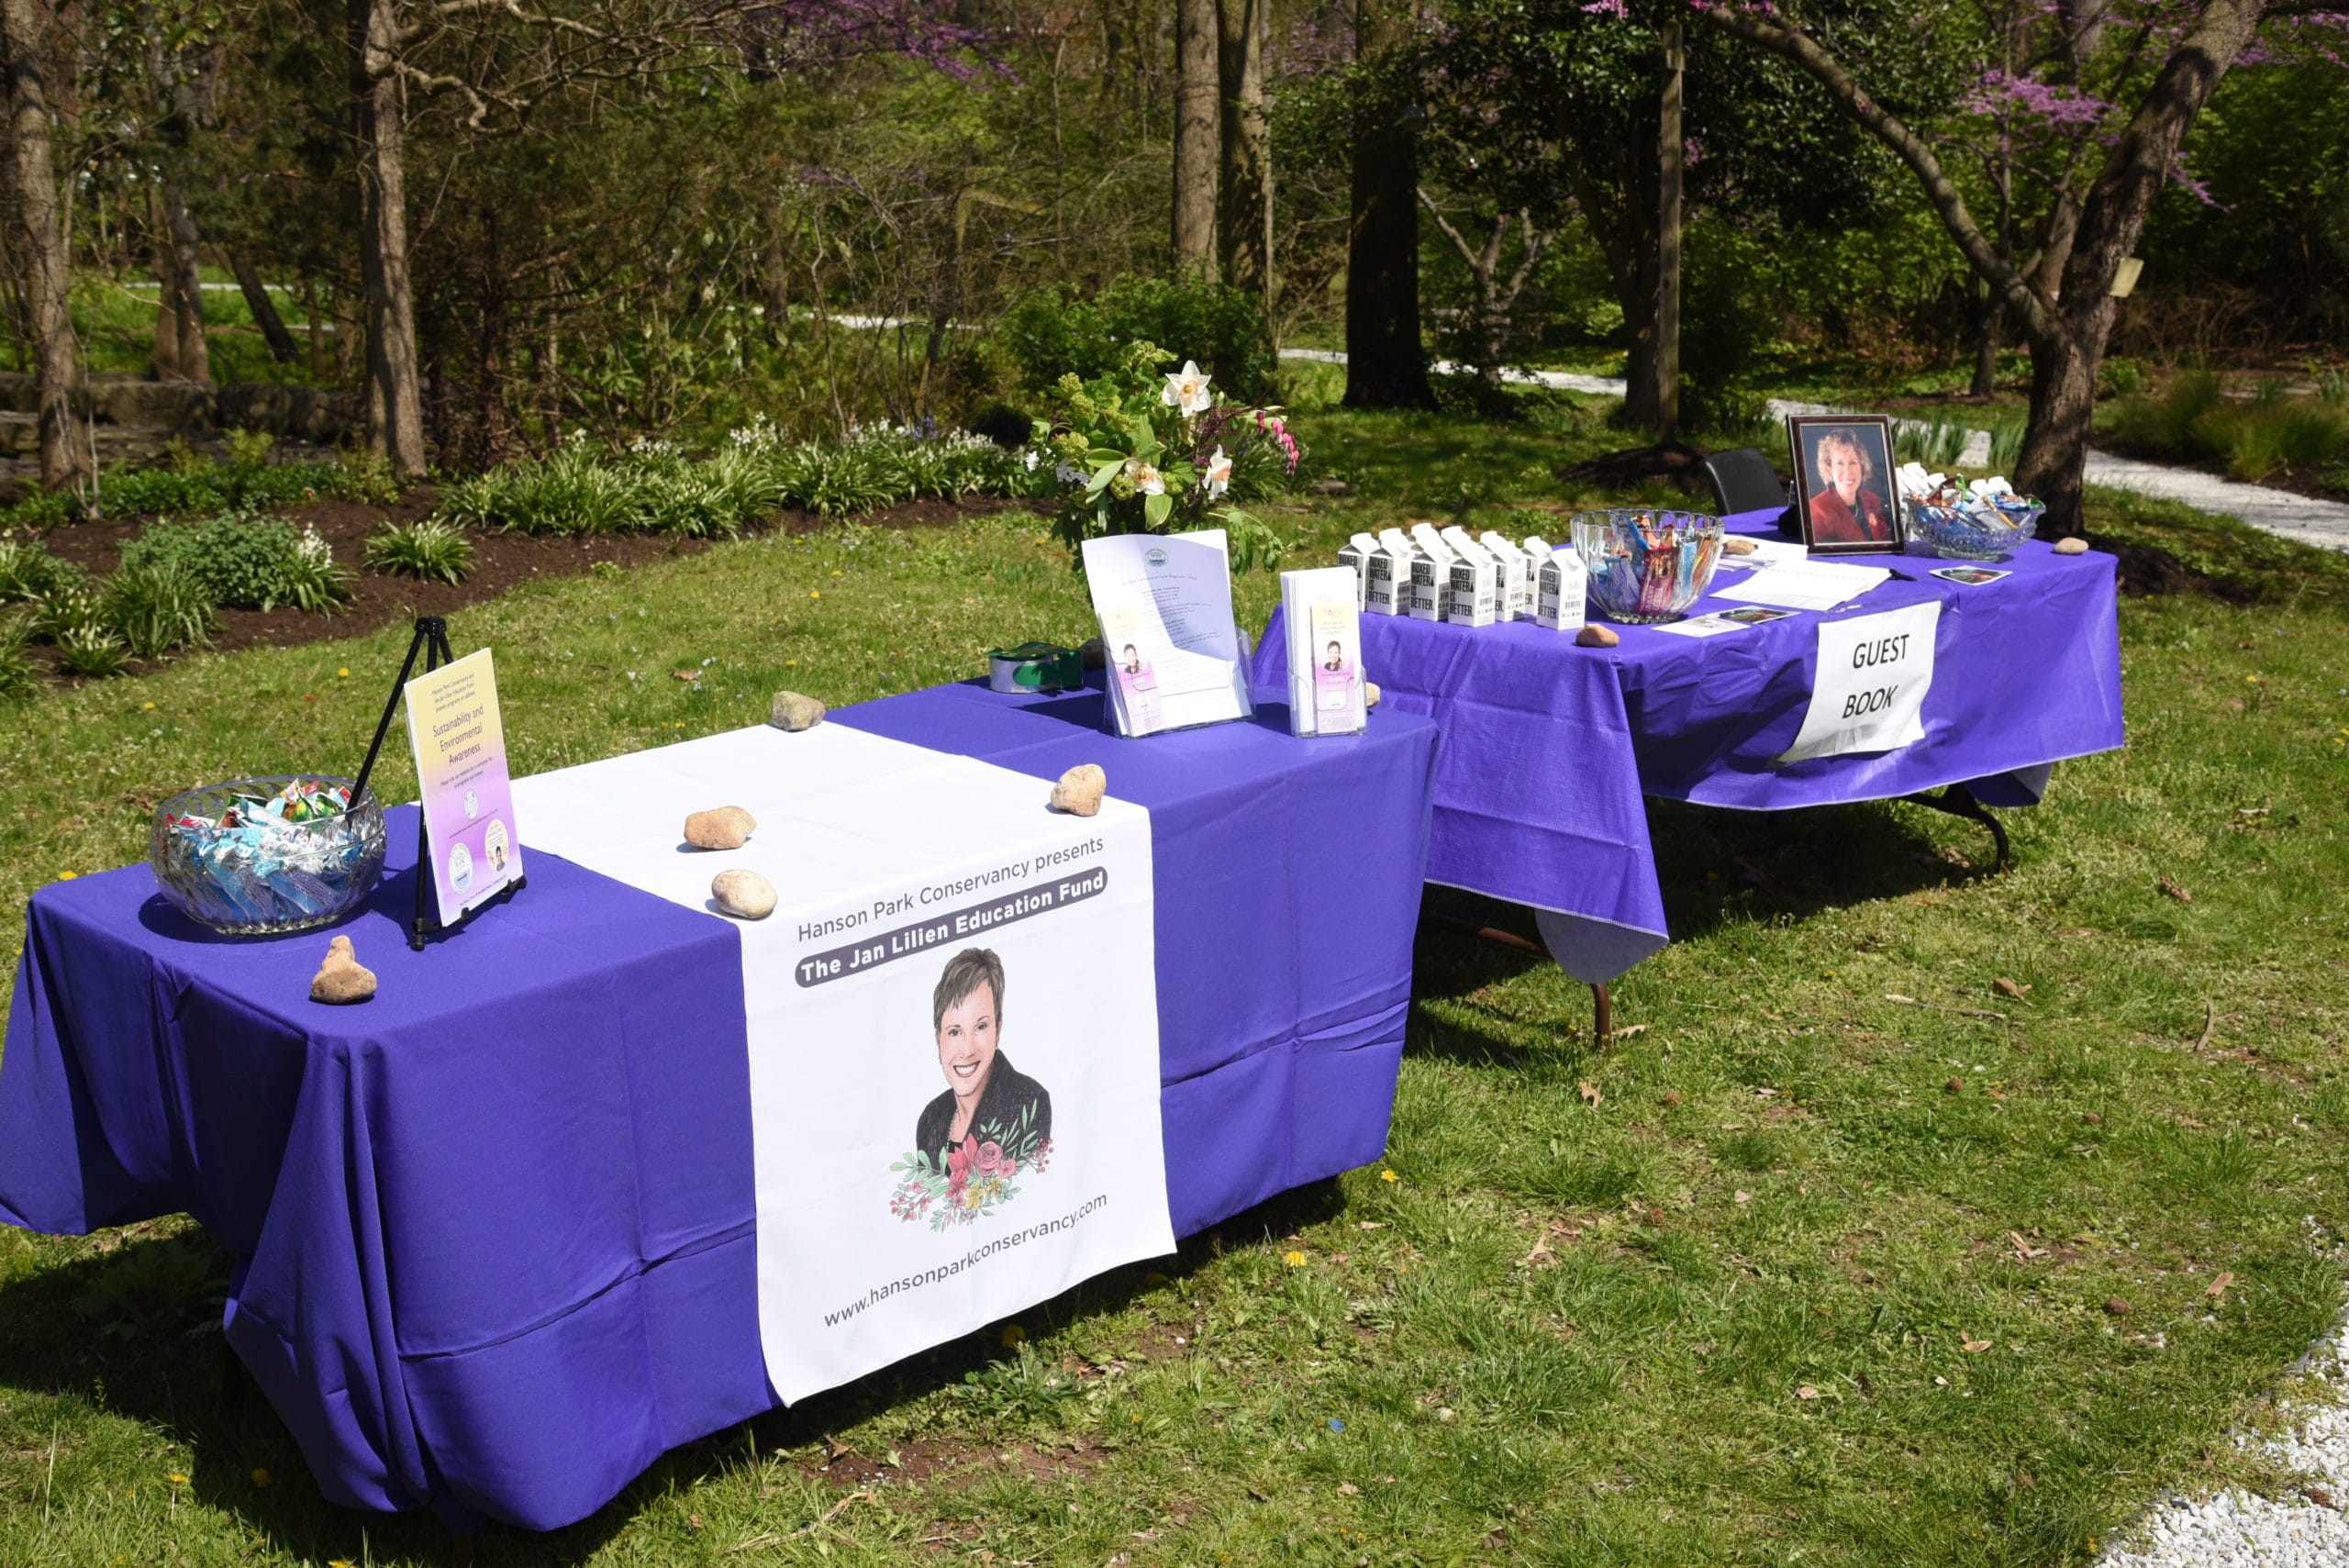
top-left (823, 1194), bottom-right (1111, 1328)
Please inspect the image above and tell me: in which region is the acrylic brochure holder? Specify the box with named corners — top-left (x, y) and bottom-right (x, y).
top-left (1082, 528), bottom-right (1255, 740)
top-left (1280, 566), bottom-right (1367, 739)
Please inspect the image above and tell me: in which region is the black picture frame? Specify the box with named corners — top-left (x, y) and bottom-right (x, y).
top-left (1787, 415), bottom-right (1904, 556)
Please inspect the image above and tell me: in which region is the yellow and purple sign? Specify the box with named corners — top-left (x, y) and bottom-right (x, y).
top-left (404, 647), bottom-right (522, 925)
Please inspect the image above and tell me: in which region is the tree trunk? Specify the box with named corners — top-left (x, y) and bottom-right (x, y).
top-left (160, 182), bottom-right (207, 382)
top-left (351, 0), bottom-right (427, 475)
top-left (1173, 0), bottom-right (1218, 270)
top-left (0, 0), bottom-right (92, 492)
top-left (2013, 331), bottom-right (2097, 529)
top-left (758, 186), bottom-right (791, 349)
top-left (229, 250), bottom-right (301, 366)
top-left (1650, 19), bottom-right (1683, 442)
top-left (1692, 0), bottom-right (2268, 540)
top-left (1217, 0), bottom-right (1272, 298)
top-left (1342, 0), bottom-right (1431, 409)
top-left (1969, 288), bottom-right (2000, 398)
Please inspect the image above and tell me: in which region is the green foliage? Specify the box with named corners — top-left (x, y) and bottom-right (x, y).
top-left (101, 562), bottom-right (217, 659)
top-left (1893, 419), bottom-right (1971, 469)
top-left (2102, 373), bottom-right (2349, 480)
top-left (120, 511), bottom-right (351, 614)
top-left (438, 423), bottom-right (1030, 536)
top-left (364, 517), bottom-right (475, 584)
top-left (0, 610), bottom-right (39, 703)
top-left (54, 622), bottom-right (132, 678)
top-left (1028, 341), bottom-right (1295, 573)
top-left (0, 454), bottom-right (400, 530)
top-left (2, 489), bottom-right (75, 530)
top-left (222, 428), bottom-right (277, 471)
top-left (0, 537), bottom-right (72, 603)
top-left (1000, 275), bottom-right (1276, 404)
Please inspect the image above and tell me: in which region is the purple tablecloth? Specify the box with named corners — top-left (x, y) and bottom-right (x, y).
top-left (1254, 512), bottom-right (2122, 981)
top-left (0, 681), bottom-right (1437, 1530)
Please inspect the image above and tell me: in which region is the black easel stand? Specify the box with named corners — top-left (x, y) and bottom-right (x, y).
top-left (351, 616), bottom-right (526, 951)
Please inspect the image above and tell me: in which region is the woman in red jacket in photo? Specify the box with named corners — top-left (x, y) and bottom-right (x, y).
top-left (1807, 429), bottom-right (1895, 544)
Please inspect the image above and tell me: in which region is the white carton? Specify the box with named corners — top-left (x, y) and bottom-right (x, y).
top-left (1364, 528), bottom-right (1413, 616)
top-left (1440, 529), bottom-right (1500, 627)
top-left (1537, 545), bottom-right (1589, 630)
top-left (1407, 525), bottom-right (1453, 621)
top-left (1479, 531), bottom-right (1535, 620)
top-left (1336, 531), bottom-right (1378, 609)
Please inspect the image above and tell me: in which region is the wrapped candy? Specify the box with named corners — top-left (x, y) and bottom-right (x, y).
top-left (1897, 467), bottom-right (2045, 561)
top-left (150, 775), bottom-right (387, 936)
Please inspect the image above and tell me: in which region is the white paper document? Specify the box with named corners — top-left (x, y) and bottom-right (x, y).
top-left (1713, 559), bottom-right (1891, 613)
top-left (1648, 606), bottom-right (1798, 639)
top-left (514, 724), bottom-right (1171, 1403)
top-left (1777, 601), bottom-right (1943, 763)
top-left (1713, 537), bottom-right (1810, 571)
top-left (1082, 529), bottom-right (1252, 737)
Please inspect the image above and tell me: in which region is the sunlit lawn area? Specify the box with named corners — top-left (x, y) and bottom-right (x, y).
top-left (3, 401), bottom-right (2348, 1565)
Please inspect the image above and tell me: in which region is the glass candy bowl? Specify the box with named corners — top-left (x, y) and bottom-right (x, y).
top-left (1908, 498), bottom-right (2042, 561)
top-left (1571, 509), bottom-right (1727, 624)
top-left (150, 776), bottom-right (387, 936)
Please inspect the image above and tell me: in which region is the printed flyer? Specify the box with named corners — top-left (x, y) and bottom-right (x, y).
top-left (404, 647), bottom-right (523, 925)
top-left (1081, 528), bottom-right (1252, 737)
top-left (510, 722), bottom-right (1170, 1404)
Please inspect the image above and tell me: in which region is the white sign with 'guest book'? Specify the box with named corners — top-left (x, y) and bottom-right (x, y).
top-left (1777, 601), bottom-right (1943, 764)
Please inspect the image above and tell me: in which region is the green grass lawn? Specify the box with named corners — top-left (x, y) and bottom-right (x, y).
top-left (3, 400), bottom-right (2348, 1566)
top-left (19, 269), bottom-right (332, 386)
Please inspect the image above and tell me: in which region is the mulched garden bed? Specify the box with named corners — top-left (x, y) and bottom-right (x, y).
top-left (23, 489), bottom-right (1019, 675)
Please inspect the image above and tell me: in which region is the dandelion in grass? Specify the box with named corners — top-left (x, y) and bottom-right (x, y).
top-left (1283, 1250), bottom-right (1308, 1267)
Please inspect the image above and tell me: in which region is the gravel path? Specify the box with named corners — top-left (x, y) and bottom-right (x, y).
top-left (1278, 350), bottom-right (2349, 554)
top-left (2096, 1315), bottom-right (2349, 1567)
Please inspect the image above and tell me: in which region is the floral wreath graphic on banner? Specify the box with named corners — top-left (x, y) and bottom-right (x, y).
top-left (889, 1104), bottom-right (1053, 1231)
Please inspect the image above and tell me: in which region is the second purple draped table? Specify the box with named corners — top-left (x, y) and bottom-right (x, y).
top-left (1255, 510), bottom-right (2124, 1022)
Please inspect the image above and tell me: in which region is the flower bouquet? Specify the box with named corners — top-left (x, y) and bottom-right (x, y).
top-left (889, 1105), bottom-right (1054, 1232)
top-left (1028, 341), bottom-right (1301, 573)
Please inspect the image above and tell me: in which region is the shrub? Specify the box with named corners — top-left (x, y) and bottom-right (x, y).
top-left (365, 517), bottom-right (475, 584)
top-left (0, 448), bottom-right (402, 528)
top-left (1894, 419), bottom-right (1971, 470)
top-left (223, 428), bottom-right (276, 470)
top-left (1000, 275), bottom-right (1275, 403)
top-left (120, 511), bottom-right (352, 613)
top-left (439, 423), bottom-right (1027, 536)
top-left (55, 622), bottom-right (132, 678)
top-left (2103, 371), bottom-right (2225, 457)
top-left (102, 562), bottom-right (215, 657)
top-left (3, 490), bottom-right (75, 529)
top-left (0, 537), bottom-right (70, 602)
top-left (0, 610), bottom-right (39, 702)
top-left (31, 573), bottom-right (103, 642)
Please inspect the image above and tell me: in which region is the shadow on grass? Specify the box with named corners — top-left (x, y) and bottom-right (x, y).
top-left (0, 1180), bottom-right (1348, 1565)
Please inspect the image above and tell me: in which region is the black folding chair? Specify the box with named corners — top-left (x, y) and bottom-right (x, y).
top-left (1701, 447), bottom-right (1790, 521)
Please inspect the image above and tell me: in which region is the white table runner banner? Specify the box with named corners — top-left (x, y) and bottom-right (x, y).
top-left (1776, 601), bottom-right (1943, 764)
top-left (512, 724), bottom-right (1168, 1403)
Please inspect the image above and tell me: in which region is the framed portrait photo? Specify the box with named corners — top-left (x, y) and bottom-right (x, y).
top-left (1787, 415), bottom-right (1904, 555)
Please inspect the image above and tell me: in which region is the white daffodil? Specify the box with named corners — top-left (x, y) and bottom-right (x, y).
top-left (1162, 360), bottom-right (1213, 416)
top-left (1202, 445), bottom-right (1233, 498)
top-left (1127, 459), bottom-right (1166, 496)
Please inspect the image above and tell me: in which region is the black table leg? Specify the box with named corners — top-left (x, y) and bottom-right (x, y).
top-left (1902, 784), bottom-right (2012, 871)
